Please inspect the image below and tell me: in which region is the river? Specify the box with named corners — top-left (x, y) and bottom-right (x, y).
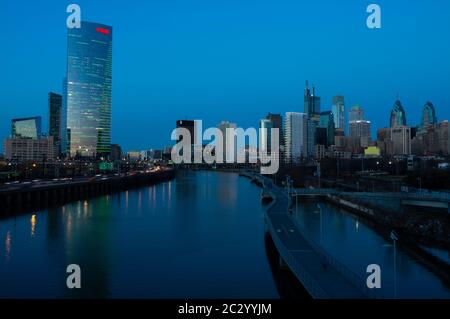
top-left (0, 171), bottom-right (448, 298)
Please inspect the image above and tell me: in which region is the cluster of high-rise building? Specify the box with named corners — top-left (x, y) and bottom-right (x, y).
top-left (4, 21), bottom-right (113, 163)
top-left (3, 18), bottom-right (449, 166)
top-left (175, 81), bottom-right (450, 166)
top-left (377, 101), bottom-right (450, 157)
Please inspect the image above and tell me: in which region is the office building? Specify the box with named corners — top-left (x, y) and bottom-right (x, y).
top-left (421, 101), bottom-right (437, 128)
top-left (316, 127), bottom-right (328, 146)
top-left (376, 128), bottom-right (393, 156)
top-left (110, 144), bottom-right (122, 161)
top-left (265, 113), bottom-right (283, 148)
top-left (306, 118), bottom-right (317, 158)
top-left (412, 120), bottom-right (450, 156)
top-left (391, 126), bottom-right (411, 155)
top-left (65, 21), bottom-right (113, 158)
top-left (48, 92), bottom-right (62, 155)
top-left (259, 119), bottom-right (272, 151)
top-left (218, 121), bottom-right (237, 163)
top-left (332, 95), bottom-right (345, 131)
top-left (4, 136), bottom-right (55, 162)
top-left (349, 105), bottom-right (364, 123)
top-left (319, 111), bottom-right (335, 147)
top-left (176, 120), bottom-right (196, 146)
top-left (390, 100), bottom-right (407, 128)
top-left (284, 112), bottom-right (307, 163)
top-left (349, 120), bottom-right (371, 147)
top-left (304, 81), bottom-right (320, 117)
top-left (11, 116), bottom-right (42, 139)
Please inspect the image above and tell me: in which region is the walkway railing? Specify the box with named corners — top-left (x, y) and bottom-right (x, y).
top-left (264, 211), bottom-right (330, 299)
top-left (289, 208), bottom-right (382, 299)
top-left (254, 172), bottom-right (381, 298)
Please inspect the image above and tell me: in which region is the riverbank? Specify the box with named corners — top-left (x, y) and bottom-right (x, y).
top-left (0, 167), bottom-right (175, 217)
top-left (324, 192), bottom-right (450, 248)
top-left (324, 194), bottom-right (450, 285)
top-left (240, 170), bottom-right (450, 297)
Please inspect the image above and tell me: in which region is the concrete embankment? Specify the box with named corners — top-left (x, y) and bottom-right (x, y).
top-left (0, 168), bottom-right (175, 217)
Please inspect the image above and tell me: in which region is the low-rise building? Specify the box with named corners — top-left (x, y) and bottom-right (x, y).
top-left (4, 136), bottom-right (55, 162)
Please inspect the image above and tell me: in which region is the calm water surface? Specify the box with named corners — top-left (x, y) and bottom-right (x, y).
top-left (0, 171), bottom-right (277, 298)
top-left (0, 171), bottom-right (449, 298)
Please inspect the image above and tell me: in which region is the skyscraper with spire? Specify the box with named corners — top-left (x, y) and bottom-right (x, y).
top-left (304, 81), bottom-right (320, 117)
top-left (390, 100), bottom-right (407, 128)
top-left (421, 102), bottom-right (437, 128)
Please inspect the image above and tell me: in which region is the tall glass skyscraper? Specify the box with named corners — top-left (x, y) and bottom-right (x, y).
top-left (421, 101), bottom-right (437, 128)
top-left (390, 100), bottom-right (407, 128)
top-left (332, 95), bottom-right (345, 131)
top-left (64, 21), bottom-right (112, 158)
top-left (319, 111), bottom-right (335, 147)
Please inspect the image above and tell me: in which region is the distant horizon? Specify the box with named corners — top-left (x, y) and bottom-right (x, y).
top-left (2, 0), bottom-right (450, 153)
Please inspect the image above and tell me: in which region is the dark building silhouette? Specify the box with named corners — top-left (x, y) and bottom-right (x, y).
top-left (49, 92), bottom-right (62, 155)
top-left (176, 120), bottom-right (196, 145)
top-left (304, 81), bottom-right (320, 117)
top-left (266, 113), bottom-right (284, 148)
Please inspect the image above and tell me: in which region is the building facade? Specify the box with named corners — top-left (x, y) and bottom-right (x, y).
top-left (421, 101), bottom-right (437, 128)
top-left (65, 21), bottom-right (112, 158)
top-left (218, 121), bottom-right (237, 163)
top-left (304, 81), bottom-right (320, 117)
top-left (265, 113), bottom-right (283, 149)
top-left (349, 120), bottom-right (371, 147)
top-left (332, 95), bottom-right (345, 131)
top-left (4, 136), bottom-right (55, 162)
top-left (319, 111), bottom-right (335, 147)
top-left (284, 112), bottom-right (307, 163)
top-left (259, 119), bottom-right (272, 152)
top-left (11, 117), bottom-right (42, 139)
top-left (49, 92), bottom-right (62, 155)
top-left (390, 100), bottom-right (407, 128)
top-left (391, 126), bottom-right (411, 155)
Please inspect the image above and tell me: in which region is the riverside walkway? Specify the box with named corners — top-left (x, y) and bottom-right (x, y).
top-left (240, 171), bottom-right (380, 299)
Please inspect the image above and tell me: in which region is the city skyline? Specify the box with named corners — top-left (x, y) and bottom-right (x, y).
top-left (1, 1), bottom-right (450, 304)
top-left (1, 0), bottom-right (450, 153)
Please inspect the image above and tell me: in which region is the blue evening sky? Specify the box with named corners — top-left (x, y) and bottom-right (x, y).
top-left (1, 0), bottom-right (449, 152)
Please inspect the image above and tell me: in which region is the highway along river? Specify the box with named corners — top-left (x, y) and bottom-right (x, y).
top-left (0, 171), bottom-right (448, 298)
